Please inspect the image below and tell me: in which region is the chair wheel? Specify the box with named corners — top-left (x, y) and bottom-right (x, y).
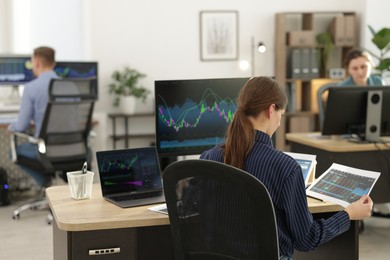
top-left (12, 214), bottom-right (20, 220)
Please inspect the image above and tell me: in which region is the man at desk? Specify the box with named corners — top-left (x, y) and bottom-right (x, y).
top-left (7, 46), bottom-right (60, 187)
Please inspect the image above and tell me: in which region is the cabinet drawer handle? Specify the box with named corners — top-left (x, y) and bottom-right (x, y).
top-left (89, 247), bottom-right (120, 255)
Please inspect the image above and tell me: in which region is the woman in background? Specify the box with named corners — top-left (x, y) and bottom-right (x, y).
top-left (200, 77), bottom-right (373, 260)
top-left (338, 49), bottom-right (384, 86)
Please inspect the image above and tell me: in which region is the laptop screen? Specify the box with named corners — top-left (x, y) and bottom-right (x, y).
top-left (96, 147), bottom-right (163, 195)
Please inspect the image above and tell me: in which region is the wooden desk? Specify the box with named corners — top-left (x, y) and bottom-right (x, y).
top-left (286, 132), bottom-right (390, 203)
top-left (47, 184), bottom-right (357, 260)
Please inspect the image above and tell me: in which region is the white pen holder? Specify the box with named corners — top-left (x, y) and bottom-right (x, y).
top-left (67, 170), bottom-right (94, 200)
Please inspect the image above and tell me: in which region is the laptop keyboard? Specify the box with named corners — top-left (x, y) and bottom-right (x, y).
top-left (111, 191), bottom-right (162, 201)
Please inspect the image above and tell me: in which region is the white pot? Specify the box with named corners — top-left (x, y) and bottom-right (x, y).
top-left (119, 96), bottom-right (136, 115)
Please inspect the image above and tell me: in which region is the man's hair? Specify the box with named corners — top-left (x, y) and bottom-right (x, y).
top-left (33, 46), bottom-right (56, 67)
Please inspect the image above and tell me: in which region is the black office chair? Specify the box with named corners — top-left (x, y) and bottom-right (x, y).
top-left (10, 77), bottom-right (97, 221)
top-left (162, 159), bottom-right (279, 260)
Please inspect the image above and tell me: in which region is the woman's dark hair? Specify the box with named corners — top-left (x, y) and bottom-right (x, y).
top-left (344, 49), bottom-right (374, 69)
top-left (222, 77), bottom-right (287, 169)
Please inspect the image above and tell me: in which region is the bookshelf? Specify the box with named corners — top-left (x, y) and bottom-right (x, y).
top-left (274, 11), bottom-right (357, 150)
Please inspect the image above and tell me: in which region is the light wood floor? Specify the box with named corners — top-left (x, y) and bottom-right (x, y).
top-left (1, 190), bottom-right (390, 259)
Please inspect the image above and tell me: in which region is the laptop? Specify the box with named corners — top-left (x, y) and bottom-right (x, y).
top-left (96, 147), bottom-right (165, 208)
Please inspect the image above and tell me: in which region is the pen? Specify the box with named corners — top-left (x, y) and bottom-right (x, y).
top-left (78, 162), bottom-right (88, 198)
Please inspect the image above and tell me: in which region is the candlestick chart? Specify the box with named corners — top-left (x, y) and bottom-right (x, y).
top-left (99, 154), bottom-right (159, 190)
top-left (157, 88), bottom-right (236, 152)
top-left (154, 78), bottom-right (249, 155)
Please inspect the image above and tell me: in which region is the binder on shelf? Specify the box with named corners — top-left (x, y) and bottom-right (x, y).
top-left (300, 48), bottom-right (311, 79)
top-left (344, 14), bottom-right (356, 46)
top-left (310, 48), bottom-right (320, 78)
top-left (286, 81), bottom-right (302, 113)
top-left (286, 83), bottom-right (296, 113)
top-left (290, 49), bottom-right (301, 79)
top-left (329, 16), bottom-right (344, 46)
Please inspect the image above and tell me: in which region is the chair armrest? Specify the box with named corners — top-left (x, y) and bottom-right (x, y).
top-left (9, 132), bottom-right (46, 162)
top-left (13, 131), bottom-right (39, 144)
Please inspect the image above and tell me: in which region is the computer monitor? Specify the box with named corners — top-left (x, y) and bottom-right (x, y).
top-left (322, 86), bottom-right (390, 142)
top-left (54, 61), bottom-right (98, 96)
top-left (0, 56), bottom-right (34, 85)
top-left (0, 57), bottom-right (98, 85)
top-left (54, 61), bottom-right (98, 79)
top-left (155, 77), bottom-right (249, 156)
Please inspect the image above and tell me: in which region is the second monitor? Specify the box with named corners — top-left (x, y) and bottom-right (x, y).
top-left (322, 86), bottom-right (390, 142)
top-left (155, 77), bottom-right (249, 156)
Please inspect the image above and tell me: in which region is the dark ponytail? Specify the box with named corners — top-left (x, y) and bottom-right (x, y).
top-left (223, 77), bottom-right (287, 169)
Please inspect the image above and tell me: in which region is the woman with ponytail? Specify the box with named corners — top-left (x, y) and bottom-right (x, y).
top-left (200, 77), bottom-right (373, 259)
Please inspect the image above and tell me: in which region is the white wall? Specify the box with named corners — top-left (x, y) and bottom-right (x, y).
top-left (0, 0), bottom-right (11, 52)
top-left (361, 0), bottom-right (390, 83)
top-left (85, 0), bottom-right (367, 114)
top-left (5, 0), bottom-right (390, 151)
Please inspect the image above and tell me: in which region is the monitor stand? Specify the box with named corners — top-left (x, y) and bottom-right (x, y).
top-left (348, 90), bottom-right (389, 144)
top-left (3, 85), bottom-right (21, 105)
top-left (365, 90), bottom-right (382, 142)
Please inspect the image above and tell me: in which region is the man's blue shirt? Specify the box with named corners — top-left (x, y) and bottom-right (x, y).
top-left (9, 70), bottom-right (60, 137)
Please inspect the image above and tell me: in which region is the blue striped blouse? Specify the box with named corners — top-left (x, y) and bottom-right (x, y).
top-left (200, 130), bottom-right (351, 257)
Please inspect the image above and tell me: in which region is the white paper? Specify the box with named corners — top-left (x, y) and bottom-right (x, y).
top-left (306, 163), bottom-right (380, 208)
top-left (148, 203), bottom-right (168, 215)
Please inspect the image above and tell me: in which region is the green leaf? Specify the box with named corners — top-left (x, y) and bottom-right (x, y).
top-left (372, 27), bottom-right (390, 50)
top-left (368, 25), bottom-right (376, 37)
top-left (376, 58), bottom-right (390, 71)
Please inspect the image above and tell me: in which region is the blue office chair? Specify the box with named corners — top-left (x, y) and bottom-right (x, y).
top-left (163, 159), bottom-right (280, 260)
top-left (10, 78), bottom-right (97, 222)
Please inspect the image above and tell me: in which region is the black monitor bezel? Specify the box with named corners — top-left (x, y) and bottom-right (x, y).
top-left (322, 86), bottom-right (390, 139)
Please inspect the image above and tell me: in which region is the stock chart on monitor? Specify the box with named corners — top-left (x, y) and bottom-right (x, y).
top-left (155, 78), bottom-right (249, 156)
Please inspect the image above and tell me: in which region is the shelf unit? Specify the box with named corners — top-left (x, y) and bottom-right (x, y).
top-left (108, 113), bottom-right (155, 149)
top-left (274, 11), bottom-right (357, 150)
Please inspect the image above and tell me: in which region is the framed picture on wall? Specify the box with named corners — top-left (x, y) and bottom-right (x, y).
top-left (199, 11), bottom-right (239, 61)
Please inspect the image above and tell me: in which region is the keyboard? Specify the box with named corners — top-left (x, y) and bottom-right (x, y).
top-left (0, 114), bottom-right (18, 124)
top-left (110, 191), bottom-right (163, 201)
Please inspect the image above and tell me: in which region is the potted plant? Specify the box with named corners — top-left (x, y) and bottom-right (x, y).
top-left (367, 26), bottom-right (390, 76)
top-left (316, 32), bottom-right (334, 78)
top-left (109, 66), bottom-right (150, 114)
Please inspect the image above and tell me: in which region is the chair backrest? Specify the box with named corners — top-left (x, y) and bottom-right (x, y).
top-left (163, 159), bottom-right (279, 260)
top-left (38, 77), bottom-right (97, 173)
top-left (317, 82), bottom-right (335, 131)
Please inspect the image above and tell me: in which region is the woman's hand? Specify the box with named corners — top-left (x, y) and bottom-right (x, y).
top-left (344, 195), bottom-right (373, 220)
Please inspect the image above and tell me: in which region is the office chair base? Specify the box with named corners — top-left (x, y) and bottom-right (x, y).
top-left (47, 211), bottom-right (53, 225)
top-left (12, 198), bottom-right (48, 220)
